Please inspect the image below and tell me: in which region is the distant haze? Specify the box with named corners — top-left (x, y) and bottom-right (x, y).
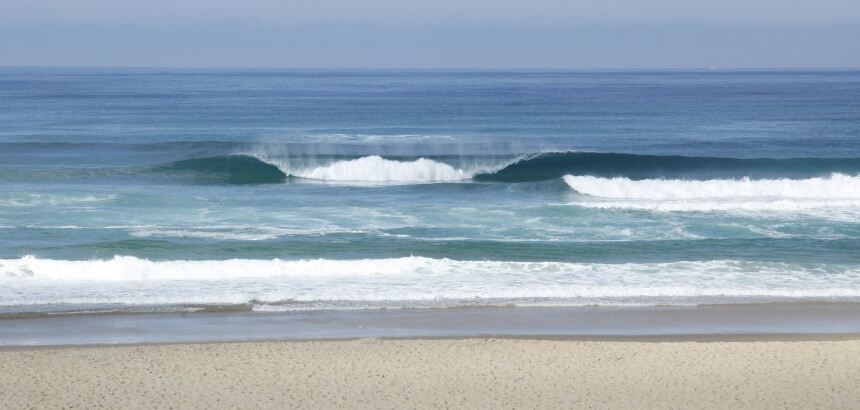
top-left (2, 0), bottom-right (859, 68)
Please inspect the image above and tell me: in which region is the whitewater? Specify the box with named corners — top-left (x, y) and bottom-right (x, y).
top-left (3, 256), bottom-right (858, 312)
top-left (563, 174), bottom-right (860, 200)
top-left (563, 174), bottom-right (860, 219)
top-left (268, 155), bottom-right (474, 183)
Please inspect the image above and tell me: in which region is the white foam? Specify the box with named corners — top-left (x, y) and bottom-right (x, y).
top-left (2, 256), bottom-right (858, 309)
top-left (289, 156), bottom-right (471, 183)
top-left (564, 174), bottom-right (860, 219)
top-left (563, 174), bottom-right (860, 200)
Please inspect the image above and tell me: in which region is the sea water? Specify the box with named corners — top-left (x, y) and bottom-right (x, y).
top-left (1, 68), bottom-right (858, 317)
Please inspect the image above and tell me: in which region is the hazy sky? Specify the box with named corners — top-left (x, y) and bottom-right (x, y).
top-left (2, 0), bottom-right (859, 68)
top-left (6, 0), bottom-right (860, 25)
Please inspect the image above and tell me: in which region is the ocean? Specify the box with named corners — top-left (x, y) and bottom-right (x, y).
top-left (1, 68), bottom-right (858, 330)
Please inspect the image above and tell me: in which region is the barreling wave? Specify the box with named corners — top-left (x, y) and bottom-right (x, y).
top-left (475, 152), bottom-right (859, 182)
top-left (2, 256), bottom-right (858, 311)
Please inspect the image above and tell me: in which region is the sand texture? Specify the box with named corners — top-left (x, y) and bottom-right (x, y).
top-left (2, 338), bottom-right (859, 409)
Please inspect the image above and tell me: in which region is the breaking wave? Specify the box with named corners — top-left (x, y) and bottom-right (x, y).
top-left (9, 150), bottom-right (855, 185)
top-left (476, 152), bottom-right (859, 182)
top-left (564, 174), bottom-right (860, 200)
top-left (2, 256), bottom-right (858, 309)
top-left (564, 174), bottom-right (860, 218)
top-left (283, 155), bottom-right (471, 183)
top-left (25, 151), bottom-right (851, 185)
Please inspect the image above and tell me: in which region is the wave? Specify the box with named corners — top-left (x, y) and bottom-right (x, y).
top-left (277, 151), bottom-right (858, 184)
top-left (564, 174), bottom-right (860, 200)
top-left (8, 150), bottom-right (857, 185)
top-left (564, 174), bottom-right (860, 219)
top-left (2, 256), bottom-right (858, 310)
top-left (282, 155), bottom-right (472, 183)
top-left (475, 152), bottom-right (859, 182)
top-left (157, 155), bottom-right (475, 184)
top-left (157, 155), bottom-right (288, 184)
top-left (164, 151), bottom-right (858, 185)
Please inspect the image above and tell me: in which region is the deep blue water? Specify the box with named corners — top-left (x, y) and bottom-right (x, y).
top-left (1, 68), bottom-right (858, 315)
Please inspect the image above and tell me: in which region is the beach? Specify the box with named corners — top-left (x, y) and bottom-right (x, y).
top-left (3, 336), bottom-right (859, 408)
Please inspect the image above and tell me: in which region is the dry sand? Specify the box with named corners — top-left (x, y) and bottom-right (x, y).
top-left (2, 337), bottom-right (859, 409)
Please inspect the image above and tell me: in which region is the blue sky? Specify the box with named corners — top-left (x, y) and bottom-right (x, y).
top-left (2, 0), bottom-right (859, 68)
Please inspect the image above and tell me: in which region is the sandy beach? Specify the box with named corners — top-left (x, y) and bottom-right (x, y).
top-left (2, 337), bottom-right (858, 409)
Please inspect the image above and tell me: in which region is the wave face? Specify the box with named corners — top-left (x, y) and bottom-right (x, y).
top-left (288, 156), bottom-right (471, 183)
top-left (476, 152), bottom-right (860, 182)
top-left (157, 155), bottom-right (288, 184)
top-left (2, 256), bottom-right (858, 311)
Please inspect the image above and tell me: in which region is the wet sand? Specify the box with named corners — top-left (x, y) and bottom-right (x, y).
top-left (5, 303), bottom-right (860, 346)
top-left (2, 337), bottom-right (859, 409)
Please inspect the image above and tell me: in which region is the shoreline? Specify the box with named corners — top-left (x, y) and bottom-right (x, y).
top-left (3, 303), bottom-right (860, 347)
top-left (3, 337), bottom-right (858, 408)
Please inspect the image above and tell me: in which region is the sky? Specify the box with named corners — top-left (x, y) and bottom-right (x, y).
top-left (2, 0), bottom-right (859, 68)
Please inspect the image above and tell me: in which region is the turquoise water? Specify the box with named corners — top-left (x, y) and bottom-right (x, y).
top-left (1, 68), bottom-right (858, 315)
